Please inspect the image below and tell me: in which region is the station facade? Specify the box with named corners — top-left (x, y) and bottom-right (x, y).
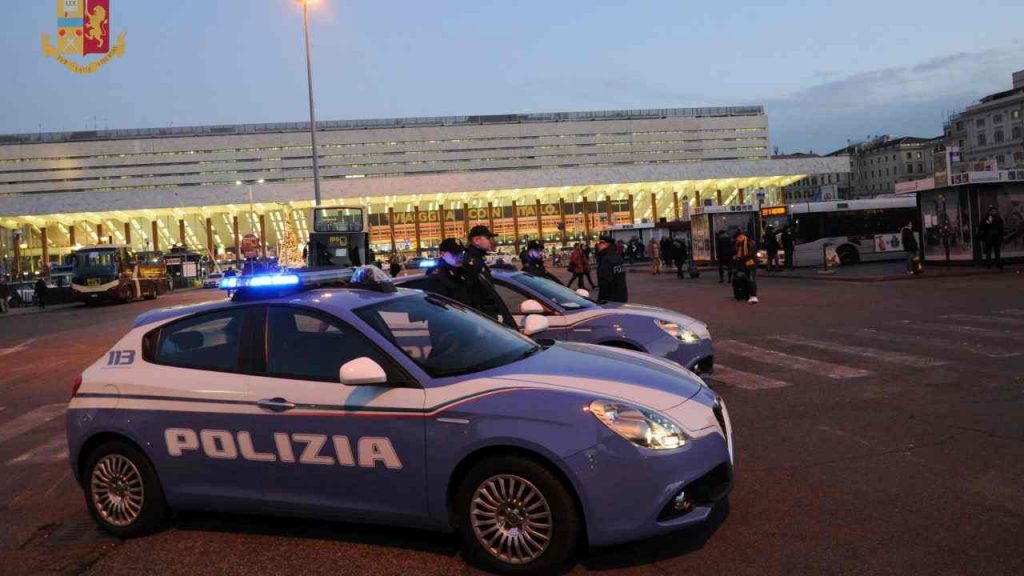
top-left (0, 106), bottom-right (848, 273)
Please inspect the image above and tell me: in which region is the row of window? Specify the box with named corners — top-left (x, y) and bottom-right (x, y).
top-left (0, 155), bottom-right (769, 197)
top-left (1, 146), bottom-right (770, 188)
top-left (0, 127), bottom-right (768, 164)
top-left (976, 125), bottom-right (1023, 147)
top-left (0, 138), bottom-right (768, 176)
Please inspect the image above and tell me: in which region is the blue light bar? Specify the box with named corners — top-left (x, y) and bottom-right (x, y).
top-left (418, 259), bottom-right (438, 268)
top-left (219, 273), bottom-right (300, 291)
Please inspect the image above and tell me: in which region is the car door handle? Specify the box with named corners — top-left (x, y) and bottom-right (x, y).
top-left (258, 397), bottom-right (296, 412)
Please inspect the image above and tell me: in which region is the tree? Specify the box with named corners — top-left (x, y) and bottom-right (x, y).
top-left (278, 212), bottom-right (304, 269)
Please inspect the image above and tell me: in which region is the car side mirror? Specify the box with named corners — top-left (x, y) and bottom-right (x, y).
top-left (522, 314), bottom-right (549, 336)
top-left (520, 299), bottom-right (545, 315)
top-left (575, 288), bottom-right (590, 299)
top-left (339, 357), bottom-right (387, 386)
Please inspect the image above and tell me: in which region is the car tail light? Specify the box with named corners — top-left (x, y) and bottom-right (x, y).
top-left (70, 374), bottom-right (83, 398)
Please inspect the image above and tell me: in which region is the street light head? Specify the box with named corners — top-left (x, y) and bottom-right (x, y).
top-left (257, 179), bottom-right (265, 184)
top-left (235, 180), bottom-right (243, 186)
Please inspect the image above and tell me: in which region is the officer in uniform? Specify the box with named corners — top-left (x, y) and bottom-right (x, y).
top-left (596, 235), bottom-right (628, 303)
top-left (463, 226), bottom-right (516, 328)
top-left (521, 240), bottom-right (561, 284)
top-left (425, 238), bottom-right (470, 304)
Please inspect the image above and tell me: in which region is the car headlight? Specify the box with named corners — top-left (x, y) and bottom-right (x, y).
top-left (656, 319), bottom-right (703, 343)
top-left (588, 399), bottom-right (686, 450)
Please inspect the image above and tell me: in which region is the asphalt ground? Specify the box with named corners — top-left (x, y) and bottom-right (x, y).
top-left (0, 268), bottom-right (1022, 576)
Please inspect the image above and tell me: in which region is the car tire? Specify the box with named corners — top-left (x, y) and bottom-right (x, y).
top-left (455, 456), bottom-right (579, 575)
top-left (83, 440), bottom-right (168, 538)
top-left (837, 245), bottom-right (860, 266)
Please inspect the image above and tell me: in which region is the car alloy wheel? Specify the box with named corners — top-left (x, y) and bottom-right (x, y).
top-left (90, 454), bottom-right (145, 527)
top-left (470, 474), bottom-right (552, 565)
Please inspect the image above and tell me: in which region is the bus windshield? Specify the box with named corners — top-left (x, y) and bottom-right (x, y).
top-left (73, 250), bottom-right (118, 276)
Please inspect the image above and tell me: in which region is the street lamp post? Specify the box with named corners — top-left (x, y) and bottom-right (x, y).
top-left (301, 0), bottom-right (323, 209)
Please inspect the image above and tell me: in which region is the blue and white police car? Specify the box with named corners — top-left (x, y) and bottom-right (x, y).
top-left (397, 266), bottom-right (715, 375)
top-left (67, 268), bottom-right (733, 575)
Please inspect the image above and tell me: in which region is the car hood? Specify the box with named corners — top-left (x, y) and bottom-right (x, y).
top-left (597, 302), bottom-right (707, 332)
top-left (493, 341), bottom-right (705, 411)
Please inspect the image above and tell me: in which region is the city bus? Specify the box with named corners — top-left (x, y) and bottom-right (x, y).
top-left (71, 244), bottom-right (170, 304)
top-left (759, 197), bottom-right (918, 267)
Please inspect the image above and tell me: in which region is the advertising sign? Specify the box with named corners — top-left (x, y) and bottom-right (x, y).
top-left (874, 233), bottom-right (904, 253)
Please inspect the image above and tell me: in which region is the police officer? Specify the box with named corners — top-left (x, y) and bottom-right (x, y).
top-left (425, 238), bottom-right (470, 304)
top-left (463, 226), bottom-right (516, 328)
top-left (596, 235), bottom-right (628, 302)
top-left (521, 240), bottom-right (560, 283)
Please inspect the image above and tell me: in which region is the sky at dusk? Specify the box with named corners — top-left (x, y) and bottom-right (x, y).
top-left (2, 0), bottom-right (1023, 153)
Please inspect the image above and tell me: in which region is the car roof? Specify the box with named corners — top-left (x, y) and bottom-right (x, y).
top-left (395, 268), bottom-right (521, 282)
top-left (132, 286), bottom-right (414, 328)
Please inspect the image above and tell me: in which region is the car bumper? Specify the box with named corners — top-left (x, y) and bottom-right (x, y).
top-left (564, 406), bottom-right (732, 546)
top-left (660, 338), bottom-right (714, 375)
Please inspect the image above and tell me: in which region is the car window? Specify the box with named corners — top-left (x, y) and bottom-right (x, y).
top-left (355, 293), bottom-right (540, 378)
top-left (512, 273), bottom-right (597, 310)
top-left (265, 306), bottom-right (399, 382)
top-left (156, 308), bottom-right (246, 372)
top-left (493, 282), bottom-right (530, 315)
top-left (399, 277), bottom-right (432, 292)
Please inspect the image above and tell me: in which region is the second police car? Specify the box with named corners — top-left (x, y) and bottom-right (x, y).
top-left (398, 265), bottom-right (715, 375)
top-left (67, 268), bottom-right (733, 575)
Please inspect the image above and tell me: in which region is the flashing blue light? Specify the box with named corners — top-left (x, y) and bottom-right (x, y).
top-left (248, 274), bottom-right (301, 288)
top-left (218, 273), bottom-right (300, 291)
top-left (418, 259), bottom-right (438, 268)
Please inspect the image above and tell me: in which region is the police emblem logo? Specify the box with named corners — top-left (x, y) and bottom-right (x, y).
top-left (42, 0), bottom-right (126, 74)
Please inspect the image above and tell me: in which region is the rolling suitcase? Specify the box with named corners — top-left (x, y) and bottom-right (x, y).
top-left (732, 269), bottom-right (749, 301)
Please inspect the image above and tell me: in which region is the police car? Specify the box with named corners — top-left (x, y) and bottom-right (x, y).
top-left (397, 266), bottom-right (715, 375)
top-left (67, 268), bottom-right (733, 575)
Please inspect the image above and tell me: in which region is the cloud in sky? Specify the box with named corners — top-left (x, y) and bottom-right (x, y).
top-left (766, 46), bottom-right (1024, 153)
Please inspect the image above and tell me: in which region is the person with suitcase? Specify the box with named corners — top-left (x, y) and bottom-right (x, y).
top-left (733, 230), bottom-right (758, 303)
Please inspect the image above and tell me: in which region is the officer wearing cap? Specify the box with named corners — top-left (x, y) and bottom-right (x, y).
top-left (425, 238), bottom-right (470, 304)
top-left (463, 226), bottom-right (516, 328)
top-left (521, 239), bottom-right (560, 284)
top-left (596, 235), bottom-right (628, 302)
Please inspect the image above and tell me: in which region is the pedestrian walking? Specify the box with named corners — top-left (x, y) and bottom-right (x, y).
top-left (900, 220), bottom-right (920, 275)
top-left (463, 225), bottom-right (516, 328)
top-left (660, 237), bottom-right (672, 269)
top-left (781, 226), bottom-right (795, 270)
top-left (566, 243), bottom-right (583, 288)
top-left (521, 240), bottom-right (561, 283)
top-left (978, 205), bottom-right (1005, 270)
top-left (734, 230), bottom-right (758, 303)
top-left (648, 238), bottom-right (662, 275)
top-left (596, 235), bottom-right (628, 303)
top-left (34, 277), bottom-right (47, 310)
top-left (582, 242), bottom-right (597, 289)
top-left (763, 225), bottom-right (780, 272)
top-left (672, 238), bottom-right (688, 279)
top-left (716, 230), bottom-right (735, 284)
top-left (388, 254), bottom-right (402, 277)
top-left (0, 276), bottom-right (9, 314)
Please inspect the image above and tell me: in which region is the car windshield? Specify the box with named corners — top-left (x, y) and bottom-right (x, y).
top-left (73, 250), bottom-right (117, 276)
top-left (355, 292), bottom-right (541, 378)
top-left (512, 273), bottom-right (597, 310)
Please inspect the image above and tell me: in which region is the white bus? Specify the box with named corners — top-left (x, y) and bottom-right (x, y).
top-left (760, 197), bottom-right (918, 267)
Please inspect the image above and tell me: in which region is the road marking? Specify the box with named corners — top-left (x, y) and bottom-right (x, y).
top-left (772, 335), bottom-right (946, 368)
top-left (708, 364), bottom-right (791, 390)
top-left (718, 340), bottom-right (870, 379)
top-left (0, 338), bottom-right (37, 358)
top-left (836, 328), bottom-right (1021, 359)
top-left (901, 320), bottom-right (1024, 339)
top-left (8, 433), bottom-right (69, 465)
top-left (0, 404), bottom-right (66, 446)
top-left (941, 314), bottom-right (1024, 327)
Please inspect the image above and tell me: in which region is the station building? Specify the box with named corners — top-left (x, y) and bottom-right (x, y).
top-left (0, 106), bottom-right (848, 273)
